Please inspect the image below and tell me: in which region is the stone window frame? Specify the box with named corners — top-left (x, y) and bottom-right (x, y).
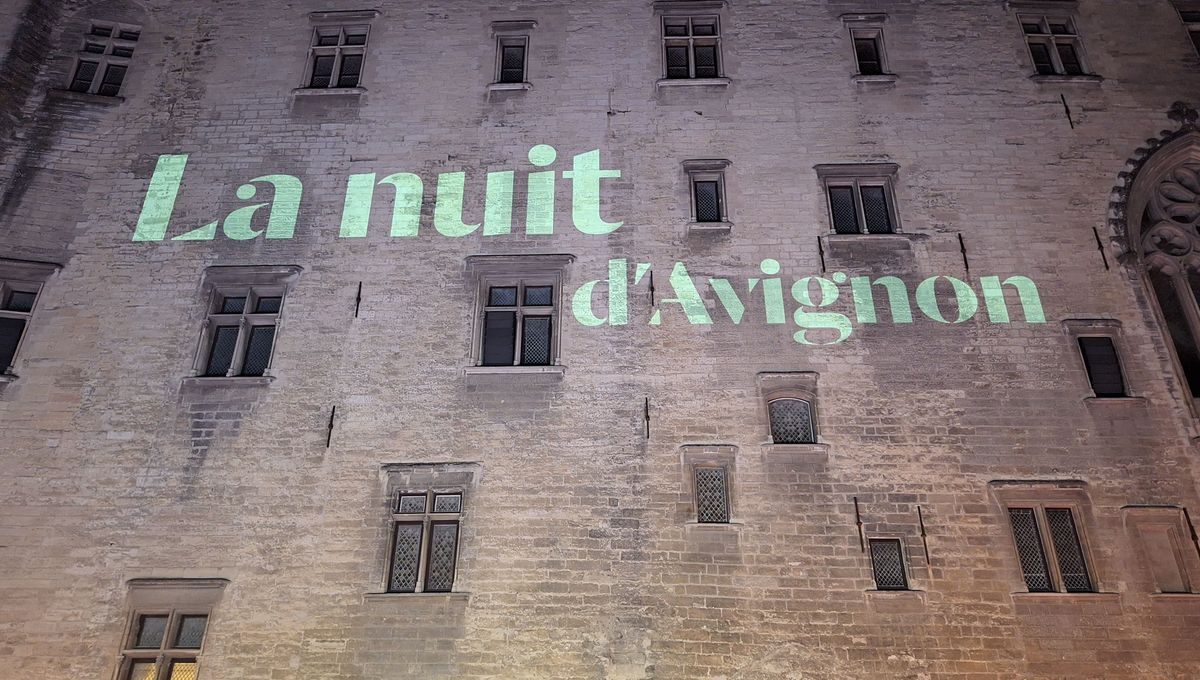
top-left (989, 481), bottom-right (1104, 595)
top-left (867, 535), bottom-right (911, 591)
top-left (490, 20), bottom-right (536, 92)
top-left (387, 490), bottom-right (464, 593)
top-left (0, 258), bottom-right (60, 380)
top-left (756, 372), bottom-right (825, 456)
top-left (680, 445), bottom-right (737, 527)
top-left (1061, 319), bottom-right (1139, 402)
top-left (115, 578), bottom-right (227, 680)
top-left (189, 265), bottom-right (302, 383)
top-left (464, 254), bottom-right (573, 375)
top-left (815, 163), bottom-right (902, 235)
top-left (1175, 2), bottom-right (1200, 56)
top-left (297, 10), bottom-right (379, 94)
top-left (682, 159), bottom-right (732, 234)
top-left (1009, 2), bottom-right (1099, 82)
top-left (67, 20), bottom-right (141, 98)
top-left (1122, 505), bottom-right (1200, 595)
top-left (653, 0), bottom-right (730, 88)
top-left (841, 13), bottom-right (894, 82)
top-left (373, 463), bottom-right (480, 598)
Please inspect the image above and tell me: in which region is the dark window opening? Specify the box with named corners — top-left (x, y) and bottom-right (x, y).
top-left (1009, 508), bottom-right (1053, 592)
top-left (499, 44), bottom-right (526, 83)
top-left (1077, 336), bottom-right (1126, 397)
top-left (69, 61), bottom-right (98, 92)
top-left (309, 55), bottom-right (335, 88)
top-left (854, 37), bottom-right (883, 75)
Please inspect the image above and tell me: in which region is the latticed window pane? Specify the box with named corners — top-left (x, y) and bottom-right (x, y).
top-left (854, 37), bottom-right (882, 75)
top-left (167, 660), bottom-right (199, 680)
top-left (523, 285), bottom-right (553, 306)
top-left (315, 30), bottom-right (339, 46)
top-left (692, 19), bottom-right (717, 36)
top-left (220, 296), bottom-right (246, 314)
top-left (433, 493), bottom-right (462, 513)
top-left (309, 54), bottom-right (335, 87)
top-left (694, 467), bottom-right (729, 523)
top-left (97, 64), bottom-right (126, 96)
top-left (861, 185), bottom-right (893, 234)
top-left (1078, 337), bottom-right (1125, 397)
top-left (828, 186), bottom-right (860, 234)
top-left (337, 54), bottom-right (363, 87)
top-left (4, 290), bottom-right (35, 312)
top-left (205, 326), bottom-right (238, 376)
top-left (768, 398), bottom-right (814, 444)
top-left (1046, 508), bottom-right (1092, 592)
top-left (70, 60), bottom-right (98, 92)
top-left (694, 180), bottom-right (722, 222)
top-left (1008, 508), bottom-right (1052, 592)
top-left (134, 614), bottom-right (168, 648)
top-left (174, 615), bottom-right (207, 649)
top-left (425, 522), bottom-right (459, 592)
top-left (500, 44), bottom-right (525, 83)
top-left (240, 325), bottom-right (275, 377)
top-left (693, 45), bottom-right (718, 78)
top-left (1056, 43), bottom-right (1082, 75)
top-left (663, 19), bottom-right (689, 37)
top-left (521, 316), bottom-right (552, 366)
top-left (482, 311), bottom-right (516, 366)
top-left (489, 286), bottom-right (517, 306)
top-left (388, 523), bottom-right (423, 592)
top-left (397, 494), bottom-right (426, 514)
top-left (666, 46), bottom-right (689, 78)
top-left (126, 661), bottom-right (157, 680)
top-left (255, 296), bottom-right (282, 314)
top-left (344, 29), bottom-right (368, 46)
top-left (869, 538), bottom-right (908, 590)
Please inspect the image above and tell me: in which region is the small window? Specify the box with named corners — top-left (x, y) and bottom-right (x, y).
top-left (0, 261), bottom-right (57, 376)
top-left (118, 579), bottom-right (225, 680)
top-left (693, 466), bottom-right (730, 523)
top-left (388, 490), bottom-right (463, 593)
top-left (305, 24), bottom-right (369, 89)
top-left (767, 398), bottom-right (815, 444)
top-left (199, 290), bottom-right (284, 377)
top-left (869, 538), bottom-right (909, 590)
top-left (661, 15), bottom-right (722, 79)
top-left (1019, 15), bottom-right (1089, 76)
top-left (682, 159), bottom-right (731, 226)
top-left (1178, 8), bottom-right (1200, 55)
top-left (67, 21), bottom-right (139, 96)
top-left (1077, 336), bottom-right (1126, 397)
top-left (480, 282), bottom-right (554, 366)
top-left (816, 164), bottom-right (901, 235)
top-left (1008, 506), bottom-right (1094, 593)
top-left (850, 28), bottom-right (887, 76)
top-left (496, 36), bottom-right (528, 84)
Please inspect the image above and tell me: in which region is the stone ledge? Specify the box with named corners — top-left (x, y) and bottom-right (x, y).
top-left (462, 365), bottom-right (565, 378)
top-left (1084, 396), bottom-right (1149, 406)
top-left (1030, 74), bottom-right (1103, 85)
top-left (46, 88), bottom-right (124, 106)
top-left (363, 591), bottom-right (471, 600)
top-left (1010, 591), bottom-right (1121, 604)
top-left (291, 86), bottom-right (366, 98)
top-left (656, 77), bottom-right (731, 89)
top-left (852, 73), bottom-right (898, 84)
top-left (180, 376), bottom-right (274, 390)
top-left (760, 443), bottom-right (829, 463)
top-left (487, 82), bottom-right (533, 93)
top-left (686, 221), bottom-right (733, 235)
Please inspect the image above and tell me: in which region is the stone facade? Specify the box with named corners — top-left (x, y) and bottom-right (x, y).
top-left (2, 1), bottom-right (1200, 678)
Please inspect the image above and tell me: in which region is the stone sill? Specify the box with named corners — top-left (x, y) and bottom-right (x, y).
top-left (363, 592), bottom-right (471, 601)
top-left (292, 86), bottom-right (366, 98)
top-left (852, 73), bottom-right (898, 84)
top-left (47, 88), bottom-right (124, 106)
top-left (1084, 396), bottom-right (1148, 406)
top-left (760, 442), bottom-right (830, 464)
top-left (462, 365), bottom-right (565, 377)
top-left (1010, 592), bottom-right (1120, 604)
top-left (180, 376), bottom-right (274, 389)
top-left (687, 221), bottom-right (733, 235)
top-left (656, 77), bottom-right (731, 89)
top-left (0, 372), bottom-right (17, 384)
top-left (822, 232), bottom-right (921, 245)
top-left (684, 521), bottom-right (744, 534)
top-left (1030, 74), bottom-right (1103, 85)
top-left (487, 81), bottom-right (533, 93)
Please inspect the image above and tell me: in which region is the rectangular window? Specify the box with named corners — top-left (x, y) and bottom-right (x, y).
top-left (693, 178), bottom-right (722, 222)
top-left (496, 36), bottom-right (528, 84)
top-left (388, 491), bottom-right (463, 593)
top-left (850, 29), bottom-right (886, 76)
top-left (823, 179), bottom-right (897, 234)
top-left (197, 286), bottom-right (287, 379)
top-left (661, 16), bottom-right (721, 79)
top-left (67, 21), bottom-right (139, 96)
top-left (869, 538), bottom-right (909, 590)
top-left (1125, 506), bottom-right (1197, 594)
top-left (0, 277), bottom-right (47, 374)
top-left (693, 466), bottom-right (730, 523)
top-left (306, 25), bottom-right (368, 89)
top-left (1077, 336), bottom-right (1126, 397)
top-left (1008, 506), bottom-right (1094, 593)
top-left (1019, 15), bottom-right (1089, 76)
top-left (1180, 9), bottom-right (1200, 54)
top-left (682, 159), bottom-right (731, 227)
top-left (118, 579), bottom-right (225, 680)
top-left (480, 282), bottom-right (555, 366)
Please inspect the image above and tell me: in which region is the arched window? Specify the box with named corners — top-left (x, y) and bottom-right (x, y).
top-left (767, 398), bottom-right (815, 444)
top-left (1126, 131), bottom-right (1200, 399)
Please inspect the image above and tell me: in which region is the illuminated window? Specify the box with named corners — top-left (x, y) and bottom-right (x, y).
top-left (1177, 5), bottom-right (1200, 55)
top-left (693, 466), bottom-right (730, 523)
top-left (869, 538), bottom-right (909, 590)
top-left (467, 255), bottom-right (571, 369)
top-left (1018, 14), bottom-right (1089, 76)
top-left (193, 266), bottom-right (300, 380)
top-left (118, 579), bottom-right (226, 680)
top-left (816, 163), bottom-right (901, 235)
top-left (305, 24), bottom-right (369, 89)
top-left (1007, 506), bottom-right (1094, 593)
top-left (68, 21), bottom-right (139, 97)
top-left (0, 259), bottom-right (57, 377)
top-left (661, 15), bottom-right (722, 79)
top-left (388, 490), bottom-right (463, 593)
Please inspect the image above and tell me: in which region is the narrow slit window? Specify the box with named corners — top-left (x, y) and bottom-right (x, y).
top-left (849, 28), bottom-right (887, 76)
top-left (694, 466), bottom-right (730, 523)
top-left (1077, 336), bottom-right (1126, 397)
top-left (0, 281), bottom-right (43, 373)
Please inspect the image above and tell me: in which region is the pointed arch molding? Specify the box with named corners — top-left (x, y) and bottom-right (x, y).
top-left (1108, 102), bottom-right (1200, 265)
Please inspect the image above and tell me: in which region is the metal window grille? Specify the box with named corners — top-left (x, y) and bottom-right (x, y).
top-left (1008, 507), bottom-right (1053, 592)
top-left (306, 25), bottom-right (369, 89)
top-left (869, 538), bottom-right (909, 590)
top-left (662, 16), bottom-right (721, 79)
top-left (694, 467), bottom-right (730, 523)
top-left (0, 282), bottom-right (39, 373)
top-left (768, 398), bottom-right (815, 444)
top-left (497, 37), bottom-right (528, 83)
top-left (1077, 337), bottom-right (1126, 397)
top-left (1020, 15), bottom-right (1088, 76)
top-left (198, 288), bottom-right (285, 378)
top-left (1045, 508), bottom-right (1093, 592)
top-left (480, 281), bottom-right (555, 366)
top-left (68, 21), bottom-right (139, 96)
top-left (388, 490), bottom-right (464, 593)
top-left (826, 181), bottom-right (896, 234)
top-left (693, 179), bottom-right (722, 222)
top-left (120, 608), bottom-right (209, 680)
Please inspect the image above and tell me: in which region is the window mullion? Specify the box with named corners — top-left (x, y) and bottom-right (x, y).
top-left (415, 517), bottom-right (431, 592)
top-left (228, 317), bottom-right (249, 376)
top-left (1035, 507), bottom-right (1067, 592)
top-left (514, 304), bottom-right (526, 365)
top-left (853, 181), bottom-right (868, 233)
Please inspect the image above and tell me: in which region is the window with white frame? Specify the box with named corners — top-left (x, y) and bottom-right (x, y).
top-left (0, 259), bottom-right (57, 376)
top-left (68, 21), bottom-right (140, 96)
top-left (661, 15), bottom-right (722, 79)
top-left (389, 490), bottom-right (464, 593)
top-left (117, 578), bottom-right (226, 680)
top-left (467, 255), bottom-right (571, 368)
top-left (193, 266), bottom-right (300, 379)
top-left (816, 163), bottom-right (901, 235)
top-left (1019, 14), bottom-right (1089, 76)
top-left (682, 159), bottom-right (730, 224)
top-left (305, 22), bottom-right (369, 89)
